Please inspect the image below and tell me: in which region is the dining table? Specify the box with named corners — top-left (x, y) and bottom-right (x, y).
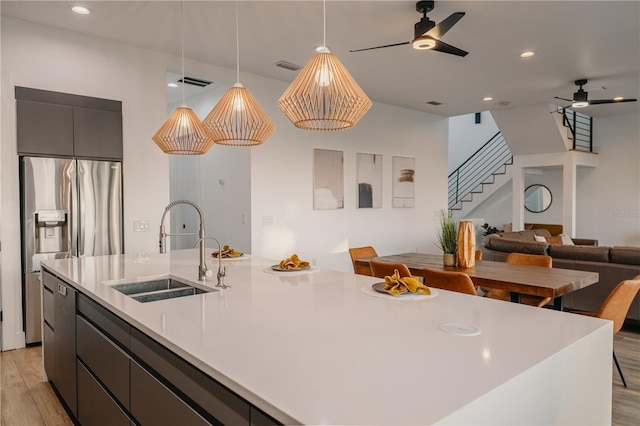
top-left (356, 252), bottom-right (599, 310)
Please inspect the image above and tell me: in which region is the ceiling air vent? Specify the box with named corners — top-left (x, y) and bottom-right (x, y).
top-left (426, 101), bottom-right (442, 106)
top-left (275, 61), bottom-right (302, 71)
top-left (178, 76), bottom-right (213, 87)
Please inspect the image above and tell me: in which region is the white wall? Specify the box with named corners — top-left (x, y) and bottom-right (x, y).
top-left (0, 17), bottom-right (448, 350)
top-left (577, 113), bottom-right (640, 246)
top-left (448, 111), bottom-right (499, 172)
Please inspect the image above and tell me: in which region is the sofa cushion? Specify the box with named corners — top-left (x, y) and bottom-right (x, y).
top-left (610, 246), bottom-right (640, 266)
top-left (500, 229), bottom-right (550, 242)
top-left (485, 236), bottom-right (549, 255)
top-left (548, 245), bottom-right (610, 262)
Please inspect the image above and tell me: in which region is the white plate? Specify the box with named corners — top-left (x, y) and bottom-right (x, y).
top-left (360, 283), bottom-right (439, 301)
top-left (212, 253), bottom-right (251, 261)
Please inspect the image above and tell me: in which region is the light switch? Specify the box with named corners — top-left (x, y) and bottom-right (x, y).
top-left (262, 216), bottom-right (273, 225)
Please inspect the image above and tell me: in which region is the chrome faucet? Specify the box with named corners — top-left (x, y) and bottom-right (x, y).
top-left (159, 200), bottom-right (210, 281)
top-left (194, 236), bottom-right (228, 289)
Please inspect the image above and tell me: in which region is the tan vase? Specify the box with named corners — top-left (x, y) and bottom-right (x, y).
top-left (457, 221), bottom-right (476, 268)
top-left (443, 253), bottom-right (456, 267)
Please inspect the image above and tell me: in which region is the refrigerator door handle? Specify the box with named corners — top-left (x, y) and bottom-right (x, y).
top-left (69, 160), bottom-right (78, 257)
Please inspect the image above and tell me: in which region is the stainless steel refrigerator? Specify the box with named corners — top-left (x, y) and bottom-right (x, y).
top-left (20, 156), bottom-right (123, 344)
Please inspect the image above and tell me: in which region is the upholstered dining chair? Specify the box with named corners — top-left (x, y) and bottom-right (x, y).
top-left (421, 267), bottom-right (477, 295)
top-left (485, 253), bottom-right (553, 307)
top-left (348, 246), bottom-right (378, 276)
top-left (576, 275), bottom-right (640, 388)
top-left (370, 260), bottom-right (412, 279)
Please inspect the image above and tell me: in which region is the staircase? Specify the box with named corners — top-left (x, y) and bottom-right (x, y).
top-left (448, 132), bottom-right (512, 211)
top-left (448, 107), bottom-right (594, 213)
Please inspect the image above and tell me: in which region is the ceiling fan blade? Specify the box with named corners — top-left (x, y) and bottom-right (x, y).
top-left (432, 39), bottom-right (468, 57)
top-left (424, 12), bottom-right (465, 39)
top-left (588, 98), bottom-right (637, 105)
top-left (554, 96), bottom-right (574, 102)
top-left (349, 41), bottom-right (411, 53)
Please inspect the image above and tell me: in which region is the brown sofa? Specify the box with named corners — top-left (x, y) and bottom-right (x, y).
top-left (482, 229), bottom-right (640, 324)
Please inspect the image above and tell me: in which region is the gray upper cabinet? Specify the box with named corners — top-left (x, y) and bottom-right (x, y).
top-left (73, 107), bottom-right (123, 159)
top-left (16, 86), bottom-right (122, 160)
top-left (17, 100), bottom-right (74, 156)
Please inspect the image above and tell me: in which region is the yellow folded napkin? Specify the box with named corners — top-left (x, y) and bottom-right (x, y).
top-left (383, 269), bottom-right (431, 296)
top-left (212, 245), bottom-right (243, 258)
top-left (278, 254), bottom-right (310, 270)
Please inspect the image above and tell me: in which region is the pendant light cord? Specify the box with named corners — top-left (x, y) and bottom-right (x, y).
top-left (323, 0), bottom-right (326, 47)
top-left (180, 0), bottom-right (185, 106)
top-left (236, 0), bottom-right (240, 84)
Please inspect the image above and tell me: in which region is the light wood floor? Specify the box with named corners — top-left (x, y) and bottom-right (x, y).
top-left (1, 329), bottom-right (639, 426)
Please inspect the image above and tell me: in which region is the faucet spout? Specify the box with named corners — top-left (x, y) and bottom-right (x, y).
top-left (159, 200), bottom-right (208, 281)
top-left (194, 236), bottom-right (229, 289)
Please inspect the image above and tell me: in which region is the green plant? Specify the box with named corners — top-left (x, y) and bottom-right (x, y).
top-left (436, 210), bottom-right (458, 254)
top-left (481, 223), bottom-right (499, 236)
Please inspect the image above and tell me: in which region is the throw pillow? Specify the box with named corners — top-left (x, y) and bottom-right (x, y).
top-left (545, 235), bottom-right (564, 245)
top-left (534, 235), bottom-right (547, 243)
top-left (560, 234), bottom-right (575, 245)
top-left (544, 234), bottom-right (575, 245)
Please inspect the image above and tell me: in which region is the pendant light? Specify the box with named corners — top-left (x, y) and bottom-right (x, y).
top-left (203, 0), bottom-right (275, 146)
top-left (152, 2), bottom-right (214, 155)
top-left (277, 0), bottom-right (371, 131)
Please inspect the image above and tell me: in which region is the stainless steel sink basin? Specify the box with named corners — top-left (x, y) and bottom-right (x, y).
top-left (111, 277), bottom-right (214, 303)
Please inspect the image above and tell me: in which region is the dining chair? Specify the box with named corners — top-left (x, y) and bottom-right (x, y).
top-left (370, 260), bottom-right (412, 279)
top-left (484, 253), bottom-right (553, 307)
top-left (348, 246), bottom-right (378, 276)
top-left (575, 275), bottom-right (640, 387)
top-left (421, 267), bottom-right (477, 295)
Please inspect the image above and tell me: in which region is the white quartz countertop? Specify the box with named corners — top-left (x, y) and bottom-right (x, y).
top-left (43, 249), bottom-right (610, 425)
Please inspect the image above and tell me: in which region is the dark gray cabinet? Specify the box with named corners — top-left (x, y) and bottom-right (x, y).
top-left (73, 106), bottom-right (123, 159)
top-left (42, 270), bottom-right (77, 417)
top-left (16, 100), bottom-right (74, 156)
top-left (130, 360), bottom-right (211, 426)
top-left (15, 86), bottom-right (122, 160)
top-left (77, 361), bottom-right (132, 426)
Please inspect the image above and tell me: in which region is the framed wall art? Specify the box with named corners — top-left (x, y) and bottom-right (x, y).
top-left (392, 156), bottom-right (415, 208)
top-left (313, 149), bottom-right (344, 210)
top-left (356, 153), bottom-right (382, 208)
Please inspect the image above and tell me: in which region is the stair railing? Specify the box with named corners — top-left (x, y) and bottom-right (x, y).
top-left (560, 107), bottom-right (593, 152)
top-left (448, 132), bottom-right (512, 210)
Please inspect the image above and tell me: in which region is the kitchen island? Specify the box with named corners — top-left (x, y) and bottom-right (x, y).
top-left (42, 249), bottom-right (612, 425)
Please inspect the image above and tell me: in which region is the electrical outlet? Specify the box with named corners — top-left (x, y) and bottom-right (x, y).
top-left (262, 216), bottom-right (273, 225)
top-left (133, 220), bottom-right (150, 232)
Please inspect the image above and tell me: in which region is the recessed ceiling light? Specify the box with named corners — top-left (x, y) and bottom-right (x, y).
top-left (520, 50), bottom-right (535, 58)
top-left (482, 97), bottom-right (493, 101)
top-left (167, 83), bottom-right (178, 88)
top-left (613, 96), bottom-right (624, 101)
top-left (71, 5), bottom-right (92, 15)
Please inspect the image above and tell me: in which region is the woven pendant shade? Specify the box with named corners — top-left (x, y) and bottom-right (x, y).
top-left (203, 83), bottom-right (275, 146)
top-left (152, 106), bottom-right (215, 155)
top-left (277, 49), bottom-right (372, 131)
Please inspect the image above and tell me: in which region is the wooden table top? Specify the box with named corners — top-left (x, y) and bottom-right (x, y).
top-left (356, 253), bottom-right (599, 299)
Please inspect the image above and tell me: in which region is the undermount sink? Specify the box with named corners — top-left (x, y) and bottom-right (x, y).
top-left (111, 277), bottom-right (215, 303)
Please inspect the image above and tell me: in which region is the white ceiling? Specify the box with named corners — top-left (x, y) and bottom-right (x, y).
top-left (2, 1), bottom-right (639, 118)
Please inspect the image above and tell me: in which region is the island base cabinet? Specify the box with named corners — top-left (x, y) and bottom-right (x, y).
top-left (130, 360), bottom-right (212, 426)
top-left (77, 361), bottom-right (133, 426)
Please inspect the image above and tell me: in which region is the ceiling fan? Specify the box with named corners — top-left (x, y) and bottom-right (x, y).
top-left (555, 79), bottom-right (637, 108)
top-left (349, 1), bottom-right (468, 57)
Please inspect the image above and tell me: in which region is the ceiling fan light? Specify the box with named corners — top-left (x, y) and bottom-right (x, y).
top-left (412, 36), bottom-right (436, 50)
top-left (571, 101), bottom-right (589, 108)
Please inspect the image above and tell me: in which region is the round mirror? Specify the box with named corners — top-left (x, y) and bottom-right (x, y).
top-left (524, 184), bottom-right (552, 213)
